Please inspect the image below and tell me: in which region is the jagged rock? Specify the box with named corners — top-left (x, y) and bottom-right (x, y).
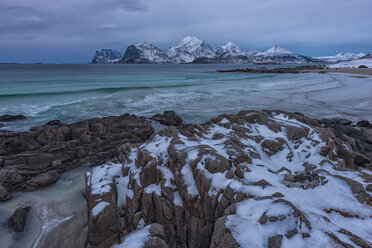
top-left (0, 114), bottom-right (26, 122)
top-left (8, 206), bottom-right (31, 232)
top-left (0, 184), bottom-right (12, 201)
top-left (84, 110), bottom-right (372, 248)
top-left (150, 111), bottom-right (183, 126)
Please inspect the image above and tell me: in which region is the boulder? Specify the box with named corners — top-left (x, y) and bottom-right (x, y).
top-left (357, 120), bottom-right (370, 128)
top-left (8, 206), bottom-right (31, 232)
top-left (0, 114), bottom-right (26, 122)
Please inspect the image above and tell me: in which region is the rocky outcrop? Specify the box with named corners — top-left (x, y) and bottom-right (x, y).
top-left (150, 111), bottom-right (183, 126)
top-left (320, 118), bottom-right (372, 169)
top-left (85, 110), bottom-right (372, 248)
top-left (8, 206), bottom-right (31, 232)
top-left (0, 114), bottom-right (26, 122)
top-left (91, 49), bottom-right (122, 64)
top-left (0, 114), bottom-right (154, 195)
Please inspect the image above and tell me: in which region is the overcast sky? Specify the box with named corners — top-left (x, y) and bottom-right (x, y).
top-left (1, 0), bottom-right (371, 63)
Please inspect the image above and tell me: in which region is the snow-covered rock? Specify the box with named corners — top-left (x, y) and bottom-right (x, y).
top-left (85, 110), bottom-right (372, 248)
top-left (165, 36), bottom-right (215, 63)
top-left (91, 49), bottom-right (122, 64)
top-left (120, 42), bottom-right (171, 64)
top-left (316, 52), bottom-right (367, 63)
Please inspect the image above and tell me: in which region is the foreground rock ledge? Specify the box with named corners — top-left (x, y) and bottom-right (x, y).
top-left (85, 110), bottom-right (372, 248)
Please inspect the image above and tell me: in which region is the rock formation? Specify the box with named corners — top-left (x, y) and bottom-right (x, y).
top-left (84, 110), bottom-right (372, 248)
top-left (0, 114), bottom-right (154, 195)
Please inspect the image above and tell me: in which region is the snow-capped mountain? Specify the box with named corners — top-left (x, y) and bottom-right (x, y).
top-left (263, 45), bottom-right (293, 55)
top-left (91, 49), bottom-right (122, 64)
top-left (215, 42), bottom-right (246, 58)
top-left (92, 37), bottom-right (327, 64)
top-left (120, 42), bottom-right (171, 64)
top-left (165, 36), bottom-right (215, 63)
top-left (252, 45), bottom-right (321, 64)
top-left (316, 52), bottom-right (366, 63)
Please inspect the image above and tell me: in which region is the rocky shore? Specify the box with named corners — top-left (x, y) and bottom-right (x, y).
top-left (1, 110), bottom-right (372, 247)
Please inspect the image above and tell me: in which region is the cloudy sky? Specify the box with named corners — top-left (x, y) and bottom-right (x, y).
top-left (1, 0), bottom-right (371, 63)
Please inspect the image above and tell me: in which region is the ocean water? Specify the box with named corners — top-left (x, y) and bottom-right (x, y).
top-left (1, 64), bottom-right (372, 131)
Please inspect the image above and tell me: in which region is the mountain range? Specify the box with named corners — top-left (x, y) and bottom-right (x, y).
top-left (91, 36), bottom-right (365, 64)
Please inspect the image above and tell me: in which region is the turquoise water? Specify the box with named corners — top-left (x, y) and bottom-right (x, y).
top-left (1, 64), bottom-right (371, 130)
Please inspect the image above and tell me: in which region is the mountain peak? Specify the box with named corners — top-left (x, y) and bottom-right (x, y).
top-left (179, 36), bottom-right (203, 45)
top-left (266, 45), bottom-right (292, 54)
top-left (221, 42), bottom-right (240, 50)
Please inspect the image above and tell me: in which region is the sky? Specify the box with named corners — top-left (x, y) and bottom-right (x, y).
top-left (0, 0), bottom-right (371, 63)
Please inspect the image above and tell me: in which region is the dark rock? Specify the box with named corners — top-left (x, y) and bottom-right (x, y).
top-left (366, 184), bottom-right (372, 192)
top-left (321, 119), bottom-right (337, 125)
top-left (334, 118), bottom-right (352, 125)
top-left (25, 170), bottom-right (60, 191)
top-left (354, 153), bottom-right (370, 167)
top-left (0, 114), bottom-right (26, 122)
top-left (8, 206), bottom-right (31, 232)
top-left (151, 111), bottom-right (183, 126)
top-left (357, 120), bottom-right (370, 128)
top-left (268, 235), bottom-right (283, 248)
top-left (0, 123), bottom-right (4, 128)
top-left (0, 185), bottom-right (12, 201)
top-left (358, 65), bottom-right (368, 68)
top-left (0, 113), bottom-right (154, 193)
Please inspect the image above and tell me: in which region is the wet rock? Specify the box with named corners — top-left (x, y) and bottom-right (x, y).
top-left (37, 208), bottom-right (88, 248)
top-left (321, 119), bottom-right (337, 125)
top-left (357, 120), bottom-right (370, 128)
top-left (25, 170), bottom-right (60, 191)
top-left (151, 111), bottom-right (183, 126)
top-left (8, 206), bottom-right (31, 232)
top-left (0, 113), bottom-right (154, 193)
top-left (0, 123), bottom-right (4, 128)
top-left (0, 184), bottom-right (12, 201)
top-left (268, 235), bottom-right (283, 248)
top-left (334, 118), bottom-right (352, 126)
top-left (0, 114), bottom-right (26, 122)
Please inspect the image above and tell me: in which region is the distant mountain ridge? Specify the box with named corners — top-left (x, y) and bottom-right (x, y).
top-left (91, 37), bottom-right (364, 64)
top-left (315, 52), bottom-right (366, 63)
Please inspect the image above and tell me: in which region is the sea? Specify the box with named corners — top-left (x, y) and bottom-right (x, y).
top-left (1, 63), bottom-right (372, 132)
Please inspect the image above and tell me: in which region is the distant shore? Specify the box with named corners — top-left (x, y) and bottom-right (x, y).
top-left (217, 66), bottom-right (372, 76)
top-left (307, 67), bottom-right (372, 76)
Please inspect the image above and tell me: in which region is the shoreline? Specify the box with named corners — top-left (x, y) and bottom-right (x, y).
top-left (217, 66), bottom-right (372, 76)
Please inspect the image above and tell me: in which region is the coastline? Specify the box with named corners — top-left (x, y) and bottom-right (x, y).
top-left (307, 68), bottom-right (372, 76)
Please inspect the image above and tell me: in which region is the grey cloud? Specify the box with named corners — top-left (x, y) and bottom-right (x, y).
top-left (0, 0), bottom-right (371, 63)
